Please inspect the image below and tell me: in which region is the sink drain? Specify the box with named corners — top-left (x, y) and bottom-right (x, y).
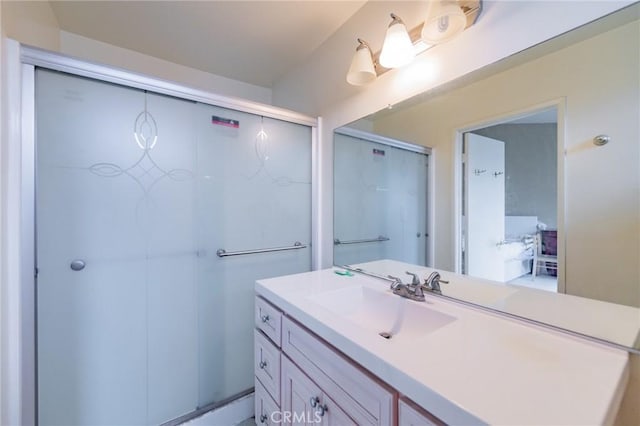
top-left (379, 331), bottom-right (392, 339)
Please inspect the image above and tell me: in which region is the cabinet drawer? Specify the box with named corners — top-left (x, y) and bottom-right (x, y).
top-left (282, 317), bottom-right (395, 425)
top-left (255, 329), bottom-right (281, 403)
top-left (255, 379), bottom-right (281, 426)
top-left (256, 296), bottom-right (282, 346)
top-left (399, 398), bottom-right (444, 426)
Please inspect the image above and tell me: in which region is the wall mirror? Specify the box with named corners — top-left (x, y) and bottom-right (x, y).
top-left (333, 3), bottom-right (640, 351)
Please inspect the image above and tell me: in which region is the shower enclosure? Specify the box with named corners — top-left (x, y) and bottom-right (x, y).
top-left (333, 129), bottom-right (429, 267)
top-left (33, 67), bottom-right (313, 425)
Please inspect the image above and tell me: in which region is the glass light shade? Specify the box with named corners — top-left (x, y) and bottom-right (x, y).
top-left (346, 43), bottom-right (377, 86)
top-left (421, 1), bottom-right (467, 44)
top-left (379, 17), bottom-right (415, 69)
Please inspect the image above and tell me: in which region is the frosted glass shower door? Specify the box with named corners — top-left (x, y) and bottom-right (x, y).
top-left (334, 133), bottom-right (428, 266)
top-left (35, 68), bottom-right (312, 425)
top-left (36, 69), bottom-right (201, 425)
top-left (194, 104), bottom-right (312, 406)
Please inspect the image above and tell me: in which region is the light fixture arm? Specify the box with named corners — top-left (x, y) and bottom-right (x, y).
top-left (356, 38), bottom-right (372, 52)
top-left (388, 13), bottom-right (405, 28)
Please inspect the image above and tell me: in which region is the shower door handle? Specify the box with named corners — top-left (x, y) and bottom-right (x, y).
top-left (70, 259), bottom-right (86, 271)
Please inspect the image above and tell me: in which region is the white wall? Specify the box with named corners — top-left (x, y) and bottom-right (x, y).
top-left (372, 20), bottom-right (639, 308)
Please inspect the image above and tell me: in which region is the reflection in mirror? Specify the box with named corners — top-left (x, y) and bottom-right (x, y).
top-left (333, 4), bottom-right (640, 351)
top-left (462, 107), bottom-right (558, 292)
top-left (333, 128), bottom-right (430, 267)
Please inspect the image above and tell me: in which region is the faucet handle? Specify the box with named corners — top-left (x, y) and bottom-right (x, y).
top-left (405, 271), bottom-right (420, 285)
top-left (424, 271), bottom-right (449, 294)
top-left (387, 275), bottom-right (403, 289)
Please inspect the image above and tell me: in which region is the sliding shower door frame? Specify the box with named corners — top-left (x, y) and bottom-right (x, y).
top-left (333, 127), bottom-right (434, 268)
top-left (4, 40), bottom-right (318, 425)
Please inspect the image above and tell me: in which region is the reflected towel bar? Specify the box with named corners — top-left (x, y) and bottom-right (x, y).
top-left (334, 236), bottom-right (390, 245)
top-left (216, 241), bottom-right (306, 257)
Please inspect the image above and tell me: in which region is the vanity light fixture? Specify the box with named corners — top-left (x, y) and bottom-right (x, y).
top-left (379, 13), bottom-right (415, 69)
top-left (346, 0), bottom-right (482, 86)
top-left (421, 0), bottom-right (467, 44)
top-left (346, 39), bottom-right (377, 86)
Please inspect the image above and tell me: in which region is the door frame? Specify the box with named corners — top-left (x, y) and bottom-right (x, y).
top-left (2, 40), bottom-right (318, 426)
top-left (452, 99), bottom-right (566, 292)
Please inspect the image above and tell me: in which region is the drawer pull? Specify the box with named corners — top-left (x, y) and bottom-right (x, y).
top-left (259, 360), bottom-right (268, 369)
top-left (317, 404), bottom-right (328, 417)
top-left (259, 414), bottom-right (268, 423)
top-left (261, 314), bottom-right (270, 323)
top-left (310, 396), bottom-right (319, 408)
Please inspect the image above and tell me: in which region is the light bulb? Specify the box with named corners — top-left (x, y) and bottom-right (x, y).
top-left (379, 14), bottom-right (415, 69)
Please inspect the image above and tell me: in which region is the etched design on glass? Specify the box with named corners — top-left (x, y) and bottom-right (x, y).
top-left (247, 116), bottom-right (311, 186)
top-left (87, 92), bottom-right (193, 195)
top-left (134, 110), bottom-right (158, 150)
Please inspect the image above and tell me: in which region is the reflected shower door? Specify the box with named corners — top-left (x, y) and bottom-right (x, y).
top-left (35, 68), bottom-right (312, 425)
top-left (334, 133), bottom-right (428, 266)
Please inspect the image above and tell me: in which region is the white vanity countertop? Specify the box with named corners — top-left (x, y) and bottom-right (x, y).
top-left (353, 259), bottom-right (640, 348)
top-left (256, 267), bottom-right (630, 426)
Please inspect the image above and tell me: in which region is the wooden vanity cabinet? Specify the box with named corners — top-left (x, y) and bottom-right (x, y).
top-left (254, 295), bottom-right (444, 426)
top-left (281, 356), bottom-right (356, 426)
top-left (398, 398), bottom-right (445, 426)
top-left (254, 297), bottom-right (283, 425)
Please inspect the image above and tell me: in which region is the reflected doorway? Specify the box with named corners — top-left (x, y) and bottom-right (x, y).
top-left (460, 107), bottom-right (559, 293)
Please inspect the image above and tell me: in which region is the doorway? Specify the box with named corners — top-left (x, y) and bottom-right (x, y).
top-left (459, 106), bottom-right (560, 293)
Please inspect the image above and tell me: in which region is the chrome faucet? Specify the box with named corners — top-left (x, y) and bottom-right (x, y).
top-left (389, 271), bottom-right (449, 301)
top-left (388, 274), bottom-right (425, 302)
top-left (423, 271), bottom-right (449, 295)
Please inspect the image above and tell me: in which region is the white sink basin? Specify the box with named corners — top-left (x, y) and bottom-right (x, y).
top-left (310, 286), bottom-right (456, 342)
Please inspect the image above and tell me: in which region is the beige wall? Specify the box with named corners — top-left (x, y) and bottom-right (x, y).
top-left (374, 20), bottom-right (640, 308)
top-left (58, 31), bottom-right (272, 104)
top-left (1, 1), bottom-right (60, 52)
top-left (615, 353), bottom-right (640, 425)
top-left (0, 1), bottom-right (272, 104)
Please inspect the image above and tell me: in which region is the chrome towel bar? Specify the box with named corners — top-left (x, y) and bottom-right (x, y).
top-left (334, 236), bottom-right (389, 245)
top-left (216, 241), bottom-right (306, 257)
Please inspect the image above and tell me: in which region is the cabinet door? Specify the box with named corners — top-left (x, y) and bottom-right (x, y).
top-left (255, 379), bottom-right (281, 425)
top-left (282, 356), bottom-right (356, 426)
top-left (282, 317), bottom-right (393, 425)
top-left (255, 330), bottom-right (281, 402)
top-left (320, 393), bottom-right (357, 426)
top-left (282, 357), bottom-right (323, 426)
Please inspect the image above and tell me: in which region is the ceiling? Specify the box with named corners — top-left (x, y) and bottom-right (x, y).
top-left (49, 0), bottom-right (366, 88)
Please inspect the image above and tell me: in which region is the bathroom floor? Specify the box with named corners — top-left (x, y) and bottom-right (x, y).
top-left (509, 273), bottom-right (557, 293)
